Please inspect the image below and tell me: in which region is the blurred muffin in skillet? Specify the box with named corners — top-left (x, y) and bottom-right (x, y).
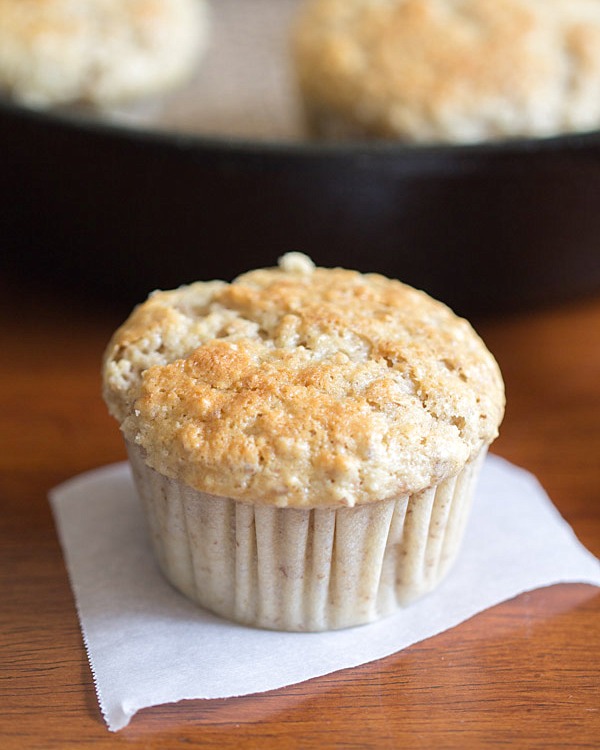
top-left (0, 0), bottom-right (209, 108)
top-left (293, 0), bottom-right (600, 143)
top-left (102, 253), bottom-right (504, 631)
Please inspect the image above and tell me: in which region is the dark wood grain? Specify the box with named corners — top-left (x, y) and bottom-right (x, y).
top-left (1, 279), bottom-right (599, 749)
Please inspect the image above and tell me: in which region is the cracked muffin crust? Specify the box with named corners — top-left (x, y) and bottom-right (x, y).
top-left (103, 253), bottom-right (504, 508)
top-left (293, 0), bottom-right (600, 143)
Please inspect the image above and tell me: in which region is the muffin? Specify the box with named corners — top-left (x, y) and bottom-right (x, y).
top-left (102, 253), bottom-right (504, 631)
top-left (0, 0), bottom-right (209, 108)
top-left (293, 0), bottom-right (600, 144)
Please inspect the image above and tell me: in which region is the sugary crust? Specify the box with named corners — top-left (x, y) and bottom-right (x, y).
top-left (0, 0), bottom-right (209, 107)
top-left (293, 0), bottom-right (600, 143)
top-left (103, 254), bottom-right (504, 507)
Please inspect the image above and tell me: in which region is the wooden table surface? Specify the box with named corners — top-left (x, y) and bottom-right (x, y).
top-left (1, 278), bottom-right (599, 749)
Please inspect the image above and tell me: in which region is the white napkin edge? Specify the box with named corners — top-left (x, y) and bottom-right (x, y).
top-left (48, 455), bottom-right (600, 732)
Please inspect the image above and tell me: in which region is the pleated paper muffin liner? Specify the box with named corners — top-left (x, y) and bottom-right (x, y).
top-left (127, 443), bottom-right (487, 631)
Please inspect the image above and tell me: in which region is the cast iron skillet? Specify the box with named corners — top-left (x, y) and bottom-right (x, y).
top-left (2, 97), bottom-right (600, 317)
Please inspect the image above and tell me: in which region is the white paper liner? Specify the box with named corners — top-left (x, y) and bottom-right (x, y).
top-left (128, 443), bottom-right (486, 631)
top-left (48, 455), bottom-right (600, 731)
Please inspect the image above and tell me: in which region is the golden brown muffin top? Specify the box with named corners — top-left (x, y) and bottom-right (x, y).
top-left (293, 0), bottom-right (600, 143)
top-left (103, 253), bottom-right (504, 507)
top-left (0, 0), bottom-right (208, 107)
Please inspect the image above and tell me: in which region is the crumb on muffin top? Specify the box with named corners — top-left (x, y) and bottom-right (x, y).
top-left (102, 253), bottom-right (504, 507)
